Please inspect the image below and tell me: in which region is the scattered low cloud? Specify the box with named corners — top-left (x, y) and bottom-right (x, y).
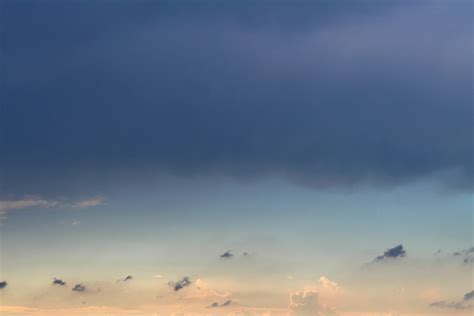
top-left (0, 281), bottom-right (7, 289)
top-left (72, 283), bottom-right (86, 292)
top-left (430, 301), bottom-right (469, 310)
top-left (169, 277), bottom-right (191, 291)
top-left (206, 300), bottom-right (232, 308)
top-left (464, 290), bottom-right (474, 301)
top-left (220, 300), bottom-right (232, 307)
top-left (288, 290), bottom-right (337, 316)
top-left (117, 275), bottom-right (133, 283)
top-left (153, 275), bottom-right (163, 279)
top-left (207, 302), bottom-right (219, 308)
top-left (372, 245), bottom-right (406, 263)
top-left (452, 247), bottom-right (474, 265)
top-left (430, 290), bottom-right (474, 310)
top-left (220, 250), bottom-right (234, 259)
top-left (52, 278), bottom-right (66, 286)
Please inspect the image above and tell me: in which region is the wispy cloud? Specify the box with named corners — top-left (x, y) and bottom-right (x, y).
top-left (430, 290), bottom-right (474, 310)
top-left (206, 300), bottom-right (232, 308)
top-left (430, 300), bottom-right (470, 310)
top-left (452, 246), bottom-right (474, 265)
top-left (0, 196), bottom-right (105, 222)
top-left (71, 197), bottom-right (105, 208)
top-left (117, 275), bottom-right (133, 283)
top-left (220, 300), bottom-right (232, 307)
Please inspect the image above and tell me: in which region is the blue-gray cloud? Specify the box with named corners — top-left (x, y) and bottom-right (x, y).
top-left (373, 245), bottom-right (406, 263)
top-left (169, 277), bottom-right (191, 291)
top-left (117, 275), bottom-right (133, 283)
top-left (220, 250), bottom-right (234, 259)
top-left (52, 278), bottom-right (66, 286)
top-left (453, 247), bottom-right (474, 265)
top-left (464, 291), bottom-right (474, 301)
top-left (2, 1), bottom-right (472, 196)
top-left (72, 283), bottom-right (86, 292)
top-left (430, 290), bottom-right (474, 310)
top-left (0, 281), bottom-right (7, 289)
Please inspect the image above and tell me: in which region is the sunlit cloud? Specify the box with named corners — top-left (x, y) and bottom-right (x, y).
top-left (288, 290), bottom-right (337, 316)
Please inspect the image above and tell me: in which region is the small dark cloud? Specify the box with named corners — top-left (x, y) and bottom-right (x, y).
top-left (373, 245), bottom-right (406, 263)
top-left (451, 247), bottom-right (474, 265)
top-left (220, 250), bottom-right (234, 259)
top-left (220, 300), bottom-right (232, 307)
top-left (207, 300), bottom-right (232, 308)
top-left (464, 290), bottom-right (474, 301)
top-left (168, 277), bottom-right (191, 291)
top-left (0, 281), bottom-right (7, 289)
top-left (72, 283), bottom-right (86, 292)
top-left (117, 275), bottom-right (133, 283)
top-left (52, 278), bottom-right (66, 286)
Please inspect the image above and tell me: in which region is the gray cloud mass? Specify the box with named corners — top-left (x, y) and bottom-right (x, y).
top-left (1, 1), bottom-right (472, 196)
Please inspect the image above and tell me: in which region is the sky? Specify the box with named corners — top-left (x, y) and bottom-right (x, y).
top-left (0, 0), bottom-right (473, 315)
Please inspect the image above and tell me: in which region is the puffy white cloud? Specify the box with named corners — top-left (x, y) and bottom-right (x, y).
top-left (288, 290), bottom-right (337, 316)
top-left (319, 277), bottom-right (340, 294)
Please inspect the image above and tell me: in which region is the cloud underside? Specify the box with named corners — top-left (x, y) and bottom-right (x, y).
top-left (1, 2), bottom-right (472, 194)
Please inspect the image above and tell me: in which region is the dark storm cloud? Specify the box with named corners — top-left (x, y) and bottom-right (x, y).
top-left (72, 283), bottom-right (86, 292)
top-left (169, 277), bottom-right (191, 291)
top-left (207, 302), bottom-right (219, 308)
top-left (373, 245), bottom-right (406, 263)
top-left (0, 281), bottom-right (7, 289)
top-left (220, 250), bottom-right (234, 259)
top-left (52, 278), bottom-right (66, 286)
top-left (2, 1), bottom-right (472, 195)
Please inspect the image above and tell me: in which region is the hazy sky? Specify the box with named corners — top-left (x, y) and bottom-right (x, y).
top-left (1, 1), bottom-right (473, 315)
